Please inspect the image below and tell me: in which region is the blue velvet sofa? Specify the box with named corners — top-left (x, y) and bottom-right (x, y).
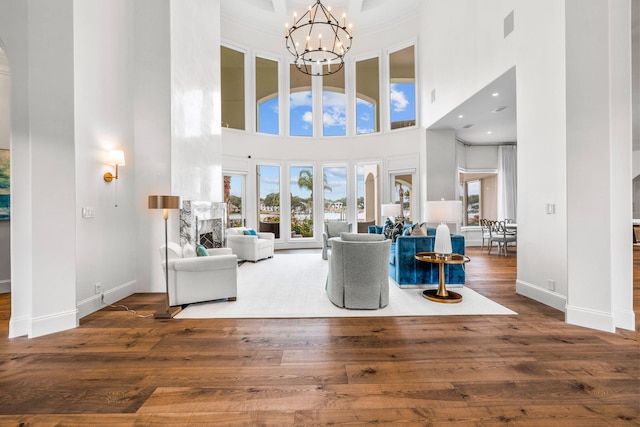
top-left (368, 225), bottom-right (466, 287)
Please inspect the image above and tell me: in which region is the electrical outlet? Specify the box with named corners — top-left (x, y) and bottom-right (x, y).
top-left (94, 283), bottom-right (103, 295)
top-left (547, 279), bottom-right (555, 291)
top-left (82, 207), bottom-right (95, 218)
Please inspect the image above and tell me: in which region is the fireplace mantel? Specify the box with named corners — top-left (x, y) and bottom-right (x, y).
top-left (180, 200), bottom-right (227, 248)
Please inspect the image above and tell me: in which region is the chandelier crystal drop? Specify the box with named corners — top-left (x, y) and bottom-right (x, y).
top-left (285, 0), bottom-right (353, 76)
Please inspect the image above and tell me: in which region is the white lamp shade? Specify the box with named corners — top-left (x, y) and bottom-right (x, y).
top-left (426, 200), bottom-right (462, 256)
top-left (381, 203), bottom-right (402, 218)
top-left (107, 150), bottom-right (126, 166)
top-left (425, 200), bottom-right (462, 223)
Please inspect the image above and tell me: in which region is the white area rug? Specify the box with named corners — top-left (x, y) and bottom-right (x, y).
top-left (176, 253), bottom-right (517, 319)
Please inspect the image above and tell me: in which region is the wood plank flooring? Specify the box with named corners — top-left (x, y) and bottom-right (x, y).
top-left (0, 247), bottom-right (638, 425)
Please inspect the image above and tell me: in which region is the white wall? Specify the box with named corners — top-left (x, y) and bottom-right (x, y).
top-left (74, 0), bottom-right (137, 317)
top-left (133, 0), bottom-right (171, 294)
top-left (425, 130), bottom-right (457, 201)
top-left (564, 0), bottom-right (633, 331)
top-left (170, 0), bottom-right (222, 203)
top-left (420, 0), bottom-right (516, 128)
top-left (514, 0), bottom-right (569, 311)
top-left (135, 0), bottom-right (223, 294)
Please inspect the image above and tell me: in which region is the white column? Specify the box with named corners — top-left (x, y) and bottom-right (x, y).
top-left (565, 0), bottom-right (634, 331)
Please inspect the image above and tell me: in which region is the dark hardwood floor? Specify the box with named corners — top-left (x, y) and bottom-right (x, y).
top-left (0, 247), bottom-right (638, 425)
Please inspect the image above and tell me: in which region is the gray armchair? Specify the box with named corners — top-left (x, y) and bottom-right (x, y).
top-left (322, 221), bottom-right (352, 260)
top-left (325, 232), bottom-right (391, 309)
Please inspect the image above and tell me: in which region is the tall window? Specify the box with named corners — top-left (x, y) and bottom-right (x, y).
top-left (323, 166), bottom-right (347, 222)
top-left (356, 57), bottom-right (379, 134)
top-left (290, 64), bottom-right (312, 136)
top-left (464, 180), bottom-right (480, 226)
top-left (257, 165), bottom-right (281, 238)
top-left (256, 57), bottom-right (279, 134)
top-left (224, 175), bottom-right (245, 228)
top-left (290, 166), bottom-right (314, 238)
top-left (322, 66), bottom-right (346, 136)
top-left (389, 45), bottom-right (416, 130)
top-left (221, 46), bottom-right (245, 130)
top-left (460, 172), bottom-right (498, 226)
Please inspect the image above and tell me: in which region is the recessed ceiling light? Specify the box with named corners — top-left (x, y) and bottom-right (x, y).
top-left (458, 114), bottom-right (464, 119)
top-left (487, 131), bottom-right (493, 134)
top-left (492, 92), bottom-right (499, 97)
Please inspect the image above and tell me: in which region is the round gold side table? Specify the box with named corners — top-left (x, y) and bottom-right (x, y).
top-left (414, 252), bottom-right (470, 303)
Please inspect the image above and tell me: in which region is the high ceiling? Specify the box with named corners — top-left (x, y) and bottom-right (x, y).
top-left (221, 0), bottom-right (424, 37)
top-left (222, 0), bottom-right (517, 145)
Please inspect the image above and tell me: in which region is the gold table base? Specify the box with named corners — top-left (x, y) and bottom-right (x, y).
top-left (414, 252), bottom-right (470, 304)
top-left (422, 289), bottom-right (462, 303)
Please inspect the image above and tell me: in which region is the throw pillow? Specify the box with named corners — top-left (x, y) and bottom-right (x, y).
top-left (183, 243), bottom-right (197, 258)
top-left (391, 220), bottom-right (404, 242)
top-left (411, 222), bottom-right (427, 236)
top-left (195, 244), bottom-right (209, 257)
top-left (243, 228), bottom-right (258, 236)
top-left (383, 218), bottom-right (394, 240)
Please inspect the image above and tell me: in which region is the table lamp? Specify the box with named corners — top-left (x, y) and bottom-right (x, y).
top-left (381, 203), bottom-right (402, 222)
top-left (426, 200), bottom-right (462, 257)
top-left (148, 194), bottom-right (181, 319)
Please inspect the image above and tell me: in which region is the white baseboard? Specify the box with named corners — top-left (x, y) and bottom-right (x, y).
top-left (9, 315), bottom-right (29, 338)
top-left (31, 308), bottom-right (78, 338)
top-left (0, 279), bottom-right (10, 293)
top-left (77, 280), bottom-right (136, 319)
top-left (516, 279), bottom-right (567, 312)
top-left (614, 308), bottom-right (636, 331)
top-left (566, 304), bottom-right (615, 333)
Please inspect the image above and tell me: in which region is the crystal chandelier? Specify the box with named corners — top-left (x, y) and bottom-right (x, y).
top-left (285, 0), bottom-right (353, 76)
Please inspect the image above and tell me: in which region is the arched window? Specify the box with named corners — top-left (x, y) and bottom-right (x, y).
top-left (356, 57), bottom-right (379, 134)
top-left (256, 56), bottom-right (279, 135)
top-left (289, 64), bottom-right (313, 137)
top-left (322, 65), bottom-right (346, 136)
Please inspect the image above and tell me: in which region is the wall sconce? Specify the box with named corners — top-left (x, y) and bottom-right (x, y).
top-left (103, 150), bottom-right (125, 182)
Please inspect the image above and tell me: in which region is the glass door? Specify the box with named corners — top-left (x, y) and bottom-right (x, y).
top-left (257, 164), bottom-right (281, 238)
top-left (224, 174), bottom-right (245, 228)
top-left (290, 165), bottom-right (314, 238)
top-left (323, 165), bottom-right (347, 223)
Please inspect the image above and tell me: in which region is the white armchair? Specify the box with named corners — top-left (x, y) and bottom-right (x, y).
top-left (161, 242), bottom-right (238, 306)
top-left (226, 227), bottom-right (275, 262)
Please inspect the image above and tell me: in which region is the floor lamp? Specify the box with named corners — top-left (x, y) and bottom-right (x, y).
top-left (148, 194), bottom-right (181, 319)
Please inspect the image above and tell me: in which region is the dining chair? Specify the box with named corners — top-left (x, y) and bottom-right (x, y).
top-left (488, 220), bottom-right (517, 256)
top-left (480, 219), bottom-right (494, 251)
